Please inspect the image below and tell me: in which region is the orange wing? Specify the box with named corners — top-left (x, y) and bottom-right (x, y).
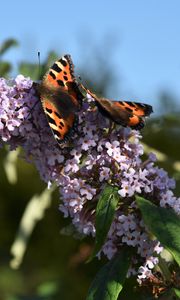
top-left (81, 86), bottom-right (153, 130)
top-left (40, 55), bottom-right (84, 144)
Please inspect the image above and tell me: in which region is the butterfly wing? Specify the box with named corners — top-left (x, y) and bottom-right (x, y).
top-left (40, 55), bottom-right (84, 144)
top-left (82, 87), bottom-right (153, 130)
top-left (95, 98), bottom-right (153, 130)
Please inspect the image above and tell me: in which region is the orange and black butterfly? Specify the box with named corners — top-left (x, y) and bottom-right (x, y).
top-left (40, 54), bottom-right (153, 144)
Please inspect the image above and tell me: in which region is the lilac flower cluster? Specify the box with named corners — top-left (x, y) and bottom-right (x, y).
top-left (0, 75), bottom-right (179, 283)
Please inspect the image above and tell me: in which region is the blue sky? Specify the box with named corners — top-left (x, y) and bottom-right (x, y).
top-left (1, 0), bottom-right (180, 112)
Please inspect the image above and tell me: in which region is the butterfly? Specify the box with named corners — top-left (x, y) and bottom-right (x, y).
top-left (40, 54), bottom-right (153, 145)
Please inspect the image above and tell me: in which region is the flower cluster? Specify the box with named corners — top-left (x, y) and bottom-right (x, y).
top-left (0, 75), bottom-right (179, 283)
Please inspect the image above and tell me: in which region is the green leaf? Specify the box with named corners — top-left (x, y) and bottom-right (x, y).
top-left (45, 51), bottom-right (58, 67)
top-left (18, 51), bottom-right (58, 80)
top-left (0, 61), bottom-right (12, 77)
top-left (18, 62), bottom-right (41, 80)
top-left (86, 248), bottom-right (132, 300)
top-left (0, 38), bottom-right (18, 56)
top-left (89, 184), bottom-right (119, 261)
top-left (37, 281), bottom-right (58, 296)
top-left (136, 196), bottom-right (180, 266)
top-left (173, 288), bottom-right (180, 299)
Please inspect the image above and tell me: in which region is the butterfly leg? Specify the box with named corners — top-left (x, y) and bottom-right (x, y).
top-left (26, 99), bottom-right (39, 119)
top-left (102, 120), bottom-right (116, 138)
top-left (108, 120), bottom-right (116, 134)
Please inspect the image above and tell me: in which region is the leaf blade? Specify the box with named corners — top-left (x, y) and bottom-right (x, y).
top-left (136, 196), bottom-right (180, 266)
top-left (86, 248), bottom-right (132, 300)
top-left (89, 184), bottom-right (119, 260)
top-left (0, 38), bottom-right (18, 55)
top-left (173, 288), bottom-right (180, 299)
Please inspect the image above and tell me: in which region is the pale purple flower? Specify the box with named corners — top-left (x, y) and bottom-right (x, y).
top-left (99, 239), bottom-right (118, 260)
top-left (70, 149), bottom-right (82, 162)
top-left (15, 74), bottom-right (32, 90)
top-left (99, 167), bottom-right (110, 182)
top-left (154, 242), bottom-right (164, 254)
top-left (118, 180), bottom-right (135, 197)
top-left (137, 266), bottom-right (153, 283)
top-left (79, 136), bottom-right (97, 151)
top-left (64, 159), bottom-right (80, 173)
top-left (124, 167), bottom-right (136, 179)
top-left (80, 186), bottom-right (96, 200)
top-left (148, 152), bottom-right (157, 162)
top-left (118, 214), bottom-right (137, 231)
top-left (145, 256), bottom-right (159, 269)
top-left (105, 140), bottom-right (124, 163)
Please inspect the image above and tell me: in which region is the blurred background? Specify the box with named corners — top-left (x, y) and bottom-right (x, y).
top-left (0, 0), bottom-right (180, 299)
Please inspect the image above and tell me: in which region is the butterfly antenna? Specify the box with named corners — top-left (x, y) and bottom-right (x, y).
top-left (77, 76), bottom-right (93, 98)
top-left (79, 82), bottom-right (88, 93)
top-left (38, 51), bottom-right (41, 79)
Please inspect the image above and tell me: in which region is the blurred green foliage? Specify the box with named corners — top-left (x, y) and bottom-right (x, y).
top-left (18, 51), bottom-right (58, 81)
top-left (0, 38), bottom-right (180, 300)
top-left (0, 39), bottom-right (18, 77)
